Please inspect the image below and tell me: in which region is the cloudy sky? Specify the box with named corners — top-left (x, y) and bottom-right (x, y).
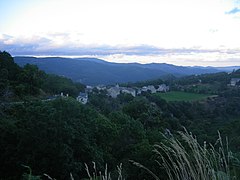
top-left (1, 0), bottom-right (240, 66)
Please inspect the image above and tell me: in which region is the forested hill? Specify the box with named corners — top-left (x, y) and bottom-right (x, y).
top-left (14, 56), bottom-right (227, 85)
top-left (0, 51), bottom-right (85, 101)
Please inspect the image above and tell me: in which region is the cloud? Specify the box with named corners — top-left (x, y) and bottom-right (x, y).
top-left (1, 34), bottom-right (240, 66)
top-left (0, 34), bottom-right (235, 56)
top-left (226, 7), bottom-right (240, 14)
top-left (0, 38), bottom-right (209, 56)
top-left (0, 34), bottom-right (53, 55)
top-left (0, 34), bottom-right (167, 56)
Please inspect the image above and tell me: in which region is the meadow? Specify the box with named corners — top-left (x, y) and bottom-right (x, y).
top-left (154, 91), bottom-right (211, 102)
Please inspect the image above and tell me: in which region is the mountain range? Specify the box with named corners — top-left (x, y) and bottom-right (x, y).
top-left (14, 56), bottom-right (239, 85)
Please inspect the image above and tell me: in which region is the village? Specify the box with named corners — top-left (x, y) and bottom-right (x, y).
top-left (56, 77), bottom-right (240, 105)
top-left (76, 77), bottom-right (240, 105)
top-left (76, 83), bottom-right (170, 104)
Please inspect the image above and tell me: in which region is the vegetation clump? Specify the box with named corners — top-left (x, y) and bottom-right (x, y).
top-left (133, 129), bottom-right (240, 180)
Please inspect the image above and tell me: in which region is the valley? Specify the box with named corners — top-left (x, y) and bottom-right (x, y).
top-left (1, 51), bottom-right (240, 179)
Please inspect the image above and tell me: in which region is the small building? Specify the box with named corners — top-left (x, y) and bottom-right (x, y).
top-left (76, 92), bottom-right (88, 104)
top-left (107, 85), bottom-right (136, 98)
top-left (230, 78), bottom-right (240, 86)
top-left (107, 86), bottom-right (121, 98)
top-left (141, 86), bottom-right (148, 93)
top-left (85, 85), bottom-right (93, 93)
top-left (147, 85), bottom-right (157, 93)
top-left (121, 87), bottom-right (136, 97)
top-left (137, 89), bottom-right (142, 95)
top-left (157, 84), bottom-right (169, 92)
top-left (141, 85), bottom-right (157, 93)
top-left (96, 85), bottom-right (107, 91)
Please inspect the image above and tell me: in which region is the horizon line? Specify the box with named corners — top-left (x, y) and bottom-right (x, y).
top-left (13, 54), bottom-right (240, 68)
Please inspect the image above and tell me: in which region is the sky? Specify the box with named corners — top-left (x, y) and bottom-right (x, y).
top-left (1, 0), bottom-right (240, 66)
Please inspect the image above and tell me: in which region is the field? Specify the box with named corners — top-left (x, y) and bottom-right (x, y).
top-left (154, 91), bottom-right (212, 102)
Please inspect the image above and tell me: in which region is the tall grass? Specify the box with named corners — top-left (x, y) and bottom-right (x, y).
top-left (132, 128), bottom-right (239, 180)
top-left (84, 162), bottom-right (124, 180)
top-left (21, 129), bottom-right (239, 180)
top-left (21, 165), bottom-right (41, 180)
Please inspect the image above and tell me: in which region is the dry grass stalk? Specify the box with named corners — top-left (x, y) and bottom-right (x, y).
top-left (84, 162), bottom-right (124, 180)
top-left (132, 128), bottom-right (238, 180)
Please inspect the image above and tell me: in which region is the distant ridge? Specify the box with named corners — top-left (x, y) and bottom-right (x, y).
top-left (14, 56), bottom-right (236, 85)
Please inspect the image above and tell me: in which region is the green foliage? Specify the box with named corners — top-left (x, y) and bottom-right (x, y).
top-left (153, 91), bottom-right (211, 102)
top-left (0, 51), bottom-right (20, 79)
top-left (88, 92), bottom-right (120, 115)
top-left (133, 129), bottom-right (240, 180)
top-left (0, 51), bottom-right (20, 100)
top-left (174, 72), bottom-right (230, 86)
top-left (16, 64), bottom-right (46, 96)
top-left (0, 51), bottom-right (85, 100)
top-left (122, 97), bottom-right (150, 120)
top-left (42, 74), bottom-right (85, 97)
top-left (117, 93), bottom-right (134, 104)
top-left (0, 98), bottom-right (110, 179)
top-left (121, 78), bottom-right (165, 88)
top-left (170, 72), bottom-right (234, 95)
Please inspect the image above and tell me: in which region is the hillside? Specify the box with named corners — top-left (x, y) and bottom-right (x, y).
top-left (0, 52), bottom-right (85, 101)
top-left (1, 51), bottom-right (240, 179)
top-left (14, 56), bottom-right (225, 85)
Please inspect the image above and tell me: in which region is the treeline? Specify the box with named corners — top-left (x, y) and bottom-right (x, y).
top-left (1, 89), bottom-right (240, 179)
top-left (89, 89), bottom-right (240, 145)
top-left (170, 70), bottom-right (240, 94)
top-left (0, 51), bottom-right (85, 101)
top-left (0, 98), bottom-right (162, 179)
top-left (120, 70), bottom-right (240, 95)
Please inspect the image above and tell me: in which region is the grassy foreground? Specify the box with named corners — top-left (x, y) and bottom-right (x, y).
top-left (23, 129), bottom-right (240, 180)
top-left (82, 129), bottom-right (240, 180)
top-left (132, 129), bottom-right (240, 180)
top-left (154, 91), bottom-right (211, 102)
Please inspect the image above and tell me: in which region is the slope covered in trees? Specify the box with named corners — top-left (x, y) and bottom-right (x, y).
top-left (14, 56), bottom-right (226, 85)
top-left (0, 51), bottom-right (85, 101)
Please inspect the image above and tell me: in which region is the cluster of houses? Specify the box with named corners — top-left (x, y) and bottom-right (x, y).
top-left (106, 84), bottom-right (169, 98)
top-left (76, 83), bottom-right (169, 104)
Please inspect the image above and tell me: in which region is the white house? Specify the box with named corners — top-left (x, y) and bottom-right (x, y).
top-left (157, 84), bottom-right (169, 92)
top-left (141, 85), bottom-right (157, 93)
top-left (137, 89), bottom-right (142, 95)
top-left (230, 78), bottom-right (240, 86)
top-left (141, 86), bottom-right (148, 92)
top-left (107, 86), bottom-right (121, 98)
top-left (121, 87), bottom-right (136, 97)
top-left (96, 85), bottom-right (107, 90)
top-left (76, 92), bottom-right (88, 104)
top-left (107, 85), bottom-right (137, 98)
top-left (147, 85), bottom-right (157, 93)
top-left (107, 83), bottom-right (169, 98)
top-left (85, 85), bottom-right (93, 93)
